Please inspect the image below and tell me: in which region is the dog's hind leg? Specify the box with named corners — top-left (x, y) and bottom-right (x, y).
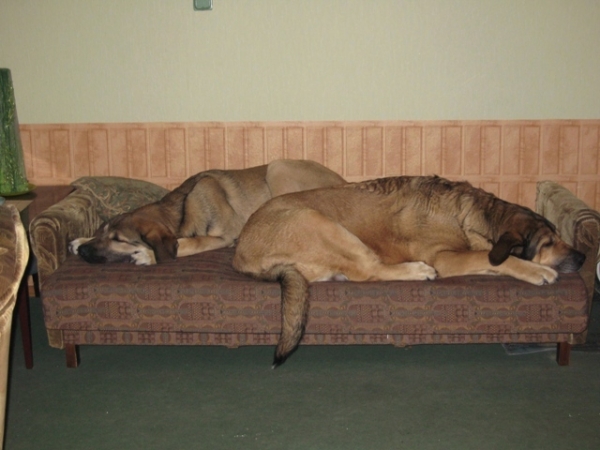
top-left (236, 208), bottom-right (436, 283)
top-left (295, 212), bottom-right (436, 282)
top-left (265, 159), bottom-right (346, 196)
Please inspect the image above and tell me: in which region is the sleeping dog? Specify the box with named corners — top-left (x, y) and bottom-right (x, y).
top-left (232, 175), bottom-right (585, 367)
top-left (70, 159), bottom-right (346, 264)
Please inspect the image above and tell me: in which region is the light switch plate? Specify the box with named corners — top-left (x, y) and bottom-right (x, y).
top-left (194, 0), bottom-right (212, 11)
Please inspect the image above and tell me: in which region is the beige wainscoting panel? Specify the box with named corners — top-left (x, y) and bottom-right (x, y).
top-left (20, 120), bottom-right (600, 210)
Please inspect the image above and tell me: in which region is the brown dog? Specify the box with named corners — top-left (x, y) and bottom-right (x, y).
top-left (232, 175), bottom-right (585, 367)
top-left (70, 160), bottom-right (346, 265)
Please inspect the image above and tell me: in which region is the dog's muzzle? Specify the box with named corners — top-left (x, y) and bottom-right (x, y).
top-left (555, 250), bottom-right (586, 273)
top-left (76, 243), bottom-right (108, 264)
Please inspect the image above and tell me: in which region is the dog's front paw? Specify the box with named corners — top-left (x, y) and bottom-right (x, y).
top-left (130, 248), bottom-right (157, 266)
top-left (530, 265), bottom-right (559, 285)
top-left (69, 237), bottom-right (92, 255)
top-left (412, 261), bottom-right (438, 280)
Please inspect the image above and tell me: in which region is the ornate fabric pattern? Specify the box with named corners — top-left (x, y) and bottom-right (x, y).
top-left (41, 248), bottom-right (589, 349)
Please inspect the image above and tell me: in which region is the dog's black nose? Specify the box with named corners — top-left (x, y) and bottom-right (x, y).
top-left (77, 243), bottom-right (107, 264)
top-left (573, 250), bottom-right (586, 270)
top-left (557, 250), bottom-right (586, 273)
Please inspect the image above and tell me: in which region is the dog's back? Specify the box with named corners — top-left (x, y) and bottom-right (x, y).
top-left (236, 176), bottom-right (495, 267)
top-left (240, 175), bottom-right (567, 265)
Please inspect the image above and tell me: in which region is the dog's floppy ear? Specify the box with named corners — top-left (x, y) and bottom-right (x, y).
top-left (138, 221), bottom-right (178, 263)
top-left (489, 231), bottom-right (524, 266)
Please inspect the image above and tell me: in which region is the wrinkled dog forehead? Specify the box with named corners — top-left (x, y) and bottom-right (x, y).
top-left (96, 214), bottom-right (135, 236)
top-left (530, 224), bottom-right (559, 244)
top-left (91, 222), bottom-right (112, 238)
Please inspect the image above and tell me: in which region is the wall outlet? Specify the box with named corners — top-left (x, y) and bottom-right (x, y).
top-left (194, 0), bottom-right (213, 11)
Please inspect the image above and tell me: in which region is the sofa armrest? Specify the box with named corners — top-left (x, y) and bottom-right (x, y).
top-left (30, 176), bottom-right (169, 286)
top-left (536, 181), bottom-right (600, 309)
top-left (30, 191), bottom-right (102, 285)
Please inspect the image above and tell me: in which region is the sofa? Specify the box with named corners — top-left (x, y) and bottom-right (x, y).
top-left (1, 205), bottom-right (29, 447)
top-left (30, 176), bottom-right (600, 368)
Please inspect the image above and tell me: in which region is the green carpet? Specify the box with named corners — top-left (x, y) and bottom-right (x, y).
top-left (5, 298), bottom-right (600, 450)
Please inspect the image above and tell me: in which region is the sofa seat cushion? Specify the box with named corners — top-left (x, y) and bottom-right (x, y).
top-left (41, 248), bottom-right (590, 347)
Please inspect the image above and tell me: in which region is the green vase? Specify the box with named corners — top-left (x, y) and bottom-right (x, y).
top-left (0, 68), bottom-right (30, 195)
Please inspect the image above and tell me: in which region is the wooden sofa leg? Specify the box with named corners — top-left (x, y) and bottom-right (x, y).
top-left (556, 342), bottom-right (571, 366)
top-left (65, 344), bottom-right (79, 368)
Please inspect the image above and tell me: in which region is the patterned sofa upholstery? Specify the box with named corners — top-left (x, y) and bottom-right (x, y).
top-left (30, 177), bottom-right (600, 368)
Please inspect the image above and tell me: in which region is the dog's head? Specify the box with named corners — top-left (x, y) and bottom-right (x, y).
top-left (76, 213), bottom-right (178, 264)
top-left (488, 211), bottom-right (585, 272)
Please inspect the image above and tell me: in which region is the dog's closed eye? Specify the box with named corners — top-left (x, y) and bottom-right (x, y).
top-left (111, 233), bottom-right (136, 245)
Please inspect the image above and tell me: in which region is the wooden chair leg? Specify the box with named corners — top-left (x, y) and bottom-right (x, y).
top-left (65, 344), bottom-right (79, 368)
top-left (17, 278), bottom-right (33, 369)
top-left (556, 342), bottom-right (571, 366)
top-left (32, 272), bottom-right (41, 298)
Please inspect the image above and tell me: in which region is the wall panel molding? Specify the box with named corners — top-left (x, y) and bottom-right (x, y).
top-left (20, 120), bottom-right (600, 210)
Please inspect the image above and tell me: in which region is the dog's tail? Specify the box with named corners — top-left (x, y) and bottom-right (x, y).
top-left (261, 264), bottom-right (310, 369)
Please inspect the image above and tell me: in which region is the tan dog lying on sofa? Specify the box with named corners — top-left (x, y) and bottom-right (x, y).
top-left (70, 159), bottom-right (345, 265)
top-left (232, 175), bottom-right (586, 367)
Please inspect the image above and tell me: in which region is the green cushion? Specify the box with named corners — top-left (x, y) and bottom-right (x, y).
top-left (71, 177), bottom-right (169, 222)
